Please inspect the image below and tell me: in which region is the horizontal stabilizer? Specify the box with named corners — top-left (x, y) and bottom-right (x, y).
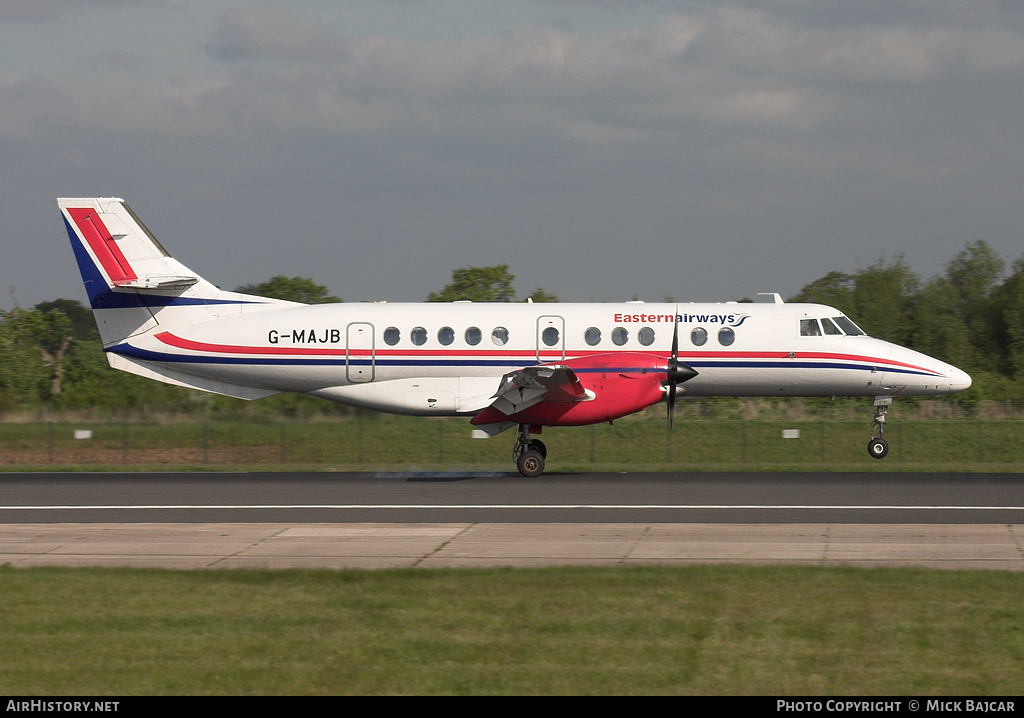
top-left (113, 275), bottom-right (200, 291)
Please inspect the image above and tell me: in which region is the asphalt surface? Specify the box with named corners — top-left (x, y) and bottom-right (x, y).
top-left (1, 471), bottom-right (1022, 569)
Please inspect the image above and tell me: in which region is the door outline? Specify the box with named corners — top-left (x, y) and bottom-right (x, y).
top-left (536, 315), bottom-right (565, 362)
top-left (346, 322), bottom-right (375, 383)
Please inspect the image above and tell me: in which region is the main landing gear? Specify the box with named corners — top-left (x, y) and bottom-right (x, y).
top-left (513, 424), bottom-right (547, 477)
top-left (868, 396), bottom-right (891, 459)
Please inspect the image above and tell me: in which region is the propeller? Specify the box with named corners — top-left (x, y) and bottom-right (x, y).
top-left (665, 309), bottom-right (698, 428)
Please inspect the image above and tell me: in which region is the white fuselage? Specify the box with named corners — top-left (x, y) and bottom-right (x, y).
top-left (107, 299), bottom-right (972, 416)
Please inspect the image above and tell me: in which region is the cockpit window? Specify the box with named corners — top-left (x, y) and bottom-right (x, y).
top-left (821, 317), bottom-right (842, 335)
top-left (800, 319), bottom-right (821, 336)
top-left (832, 316), bottom-right (865, 336)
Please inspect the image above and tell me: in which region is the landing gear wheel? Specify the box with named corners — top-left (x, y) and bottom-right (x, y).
top-left (527, 439), bottom-right (547, 459)
top-left (868, 437), bottom-right (889, 459)
top-left (517, 449), bottom-right (545, 478)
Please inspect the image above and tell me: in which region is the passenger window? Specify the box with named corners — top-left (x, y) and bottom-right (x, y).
top-left (465, 327), bottom-right (482, 346)
top-left (612, 327), bottom-right (628, 346)
top-left (383, 327), bottom-right (400, 346)
top-left (585, 327), bottom-right (601, 346)
top-left (438, 326), bottom-right (454, 345)
top-left (542, 327), bottom-right (560, 346)
top-left (638, 327), bottom-right (655, 346)
top-left (821, 318), bottom-right (842, 335)
top-left (411, 327), bottom-right (427, 346)
top-left (491, 327), bottom-right (509, 346)
top-left (718, 327), bottom-right (735, 346)
top-left (800, 319), bottom-right (821, 336)
top-left (691, 327), bottom-right (708, 346)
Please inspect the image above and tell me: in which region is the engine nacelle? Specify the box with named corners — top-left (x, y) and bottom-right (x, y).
top-left (480, 352), bottom-right (669, 427)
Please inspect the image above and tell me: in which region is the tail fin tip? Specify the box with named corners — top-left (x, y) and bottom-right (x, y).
top-left (58, 197), bottom-right (203, 296)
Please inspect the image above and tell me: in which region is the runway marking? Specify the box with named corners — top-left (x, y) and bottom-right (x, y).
top-left (3, 504), bottom-right (1024, 511)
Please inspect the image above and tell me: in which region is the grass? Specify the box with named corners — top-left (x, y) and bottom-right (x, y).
top-left (1, 564), bottom-right (1023, 695)
top-left (2, 414), bottom-right (1024, 472)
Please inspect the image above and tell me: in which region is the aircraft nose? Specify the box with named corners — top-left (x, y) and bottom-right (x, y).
top-left (946, 364), bottom-right (972, 393)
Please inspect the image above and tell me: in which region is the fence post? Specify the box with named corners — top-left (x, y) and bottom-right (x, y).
top-left (280, 422), bottom-right (287, 463)
top-left (820, 420), bottom-right (825, 462)
top-left (741, 420), bottom-right (747, 463)
top-left (358, 413), bottom-right (364, 463)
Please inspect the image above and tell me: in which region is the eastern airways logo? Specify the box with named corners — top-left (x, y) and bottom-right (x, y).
top-left (613, 312), bottom-right (751, 327)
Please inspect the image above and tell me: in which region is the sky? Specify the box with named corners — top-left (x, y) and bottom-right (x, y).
top-left (2, 0), bottom-right (1023, 310)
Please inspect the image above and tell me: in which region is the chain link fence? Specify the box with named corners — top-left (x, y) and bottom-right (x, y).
top-left (2, 413), bottom-right (1023, 470)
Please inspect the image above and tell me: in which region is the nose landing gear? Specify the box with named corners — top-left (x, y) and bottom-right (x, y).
top-left (868, 396), bottom-right (891, 459)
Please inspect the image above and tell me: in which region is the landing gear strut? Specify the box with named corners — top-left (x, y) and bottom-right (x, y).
top-left (514, 424), bottom-right (546, 477)
top-left (868, 396), bottom-right (891, 459)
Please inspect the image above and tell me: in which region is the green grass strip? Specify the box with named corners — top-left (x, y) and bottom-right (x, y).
top-left (2, 564), bottom-right (1023, 695)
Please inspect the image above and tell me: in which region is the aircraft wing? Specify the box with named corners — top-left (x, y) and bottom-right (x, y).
top-left (471, 365), bottom-right (592, 435)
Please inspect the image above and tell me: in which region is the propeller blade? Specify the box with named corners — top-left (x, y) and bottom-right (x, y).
top-left (668, 309), bottom-right (679, 429)
top-left (668, 382), bottom-right (676, 429)
top-left (670, 308), bottom-right (679, 370)
top-left (664, 308), bottom-right (697, 430)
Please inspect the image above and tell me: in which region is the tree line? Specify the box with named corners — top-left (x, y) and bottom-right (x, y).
top-left (2, 241), bottom-right (1022, 414)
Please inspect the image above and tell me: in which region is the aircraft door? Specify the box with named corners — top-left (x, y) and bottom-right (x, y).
top-left (536, 315), bottom-right (565, 362)
top-left (346, 322), bottom-right (375, 383)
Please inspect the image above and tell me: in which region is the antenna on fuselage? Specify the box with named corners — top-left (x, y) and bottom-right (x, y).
top-left (758, 293), bottom-right (784, 304)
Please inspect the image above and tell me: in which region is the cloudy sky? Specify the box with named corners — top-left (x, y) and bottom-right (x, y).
top-left (3, 0), bottom-right (1023, 310)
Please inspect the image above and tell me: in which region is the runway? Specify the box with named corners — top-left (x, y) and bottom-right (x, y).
top-left (2, 471), bottom-right (1023, 570)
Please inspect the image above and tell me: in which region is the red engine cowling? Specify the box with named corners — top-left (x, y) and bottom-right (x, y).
top-left (474, 352), bottom-right (668, 427)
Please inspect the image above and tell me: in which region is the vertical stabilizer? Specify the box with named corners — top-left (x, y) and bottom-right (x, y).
top-left (58, 197), bottom-right (292, 347)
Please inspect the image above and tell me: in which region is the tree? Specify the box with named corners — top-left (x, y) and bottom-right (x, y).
top-left (34, 299), bottom-right (97, 342)
top-left (790, 271), bottom-right (855, 309)
top-left (848, 255), bottom-right (920, 345)
top-left (235, 276), bottom-right (340, 304)
top-left (525, 287), bottom-right (558, 303)
top-left (27, 310), bottom-right (73, 396)
top-left (994, 255), bottom-right (1024, 382)
top-left (0, 309), bottom-right (53, 406)
top-left (427, 265), bottom-right (516, 302)
top-left (909, 276), bottom-right (973, 371)
top-left (942, 240), bottom-right (1006, 373)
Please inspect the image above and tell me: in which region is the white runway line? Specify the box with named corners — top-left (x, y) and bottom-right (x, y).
top-left (3, 504), bottom-right (1024, 511)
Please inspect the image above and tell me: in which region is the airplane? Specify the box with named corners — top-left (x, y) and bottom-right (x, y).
top-left (58, 197), bottom-right (972, 476)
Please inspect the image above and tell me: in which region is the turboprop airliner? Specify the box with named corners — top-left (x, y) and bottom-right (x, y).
top-left (58, 197), bottom-right (972, 476)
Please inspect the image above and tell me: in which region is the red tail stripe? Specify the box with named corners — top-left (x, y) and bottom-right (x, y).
top-left (67, 207), bottom-right (137, 285)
